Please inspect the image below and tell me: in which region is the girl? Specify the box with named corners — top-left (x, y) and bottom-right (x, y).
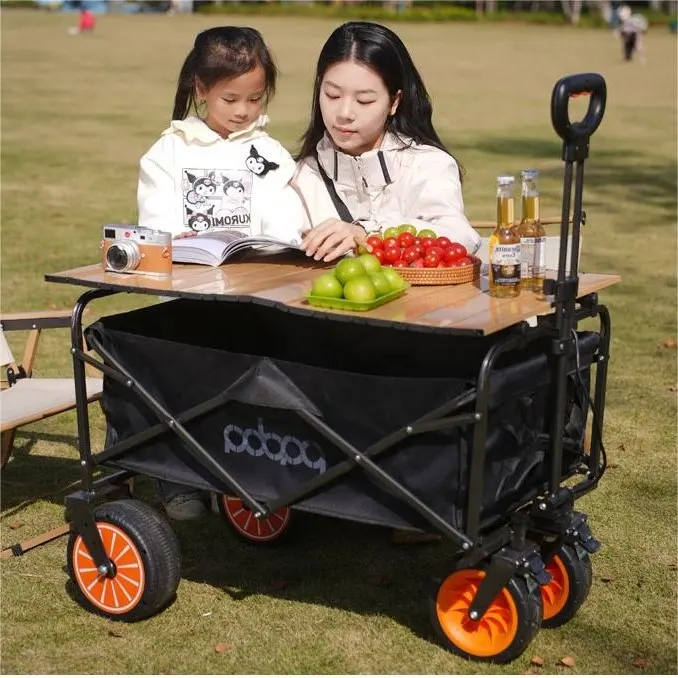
top-left (137, 26), bottom-right (304, 520)
top-left (138, 26), bottom-right (304, 244)
top-left (294, 21), bottom-right (481, 263)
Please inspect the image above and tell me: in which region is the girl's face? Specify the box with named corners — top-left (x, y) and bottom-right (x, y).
top-left (198, 65), bottom-right (266, 137)
top-left (319, 60), bottom-right (400, 156)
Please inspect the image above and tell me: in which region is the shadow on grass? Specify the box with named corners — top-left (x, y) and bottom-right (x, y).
top-left (450, 135), bottom-right (678, 227)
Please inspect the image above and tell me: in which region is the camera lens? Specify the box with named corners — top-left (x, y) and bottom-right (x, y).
top-left (106, 242), bottom-right (140, 272)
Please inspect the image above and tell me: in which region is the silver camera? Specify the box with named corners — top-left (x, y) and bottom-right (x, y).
top-left (102, 225), bottom-right (172, 277)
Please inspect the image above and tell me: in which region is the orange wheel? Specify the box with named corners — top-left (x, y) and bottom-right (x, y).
top-left (541, 545), bottom-right (592, 628)
top-left (67, 499), bottom-right (181, 622)
top-left (430, 568), bottom-right (542, 663)
top-left (219, 496), bottom-right (292, 545)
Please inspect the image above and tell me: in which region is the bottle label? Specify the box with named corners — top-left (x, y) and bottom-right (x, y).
top-left (519, 236), bottom-right (546, 278)
top-left (490, 243), bottom-right (521, 285)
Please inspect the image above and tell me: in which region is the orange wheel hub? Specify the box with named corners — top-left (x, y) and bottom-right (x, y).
top-left (436, 569), bottom-right (519, 657)
top-left (71, 522), bottom-right (145, 615)
top-left (542, 554), bottom-right (570, 620)
top-left (222, 496), bottom-right (291, 542)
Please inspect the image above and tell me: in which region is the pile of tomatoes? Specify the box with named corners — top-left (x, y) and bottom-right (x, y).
top-left (363, 231), bottom-right (473, 269)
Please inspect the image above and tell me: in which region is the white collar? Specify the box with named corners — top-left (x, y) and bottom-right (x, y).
top-left (162, 114), bottom-right (270, 143)
top-left (315, 132), bottom-right (411, 189)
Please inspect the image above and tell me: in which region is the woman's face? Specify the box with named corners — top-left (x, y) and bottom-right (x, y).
top-left (319, 60), bottom-right (400, 156)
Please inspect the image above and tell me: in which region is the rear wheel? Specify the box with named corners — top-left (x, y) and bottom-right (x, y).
top-left (541, 544), bottom-right (592, 628)
top-left (218, 495), bottom-right (292, 545)
top-left (430, 568), bottom-right (542, 663)
top-left (67, 499), bottom-right (181, 622)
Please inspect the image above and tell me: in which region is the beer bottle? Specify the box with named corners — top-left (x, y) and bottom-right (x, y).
top-left (517, 169), bottom-right (546, 295)
top-left (489, 175), bottom-right (521, 298)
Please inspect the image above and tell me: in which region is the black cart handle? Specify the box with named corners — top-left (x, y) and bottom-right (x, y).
top-left (551, 73), bottom-right (606, 144)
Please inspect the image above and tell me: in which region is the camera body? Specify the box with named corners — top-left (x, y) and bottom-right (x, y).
top-left (102, 225), bottom-right (172, 277)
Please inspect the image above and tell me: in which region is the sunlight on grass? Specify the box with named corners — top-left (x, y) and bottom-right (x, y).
top-left (1, 7), bottom-right (676, 675)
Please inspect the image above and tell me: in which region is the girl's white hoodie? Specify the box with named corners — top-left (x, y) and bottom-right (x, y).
top-left (137, 115), bottom-right (305, 243)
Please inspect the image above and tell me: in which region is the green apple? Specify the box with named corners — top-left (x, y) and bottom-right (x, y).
top-left (417, 228), bottom-right (437, 239)
top-left (381, 267), bottom-right (408, 292)
top-left (343, 276), bottom-right (377, 303)
top-left (334, 258), bottom-right (367, 286)
top-left (370, 272), bottom-right (391, 297)
top-left (358, 253), bottom-right (382, 275)
top-left (311, 272), bottom-right (343, 298)
top-left (382, 226), bottom-right (400, 240)
top-left (397, 224), bottom-right (417, 236)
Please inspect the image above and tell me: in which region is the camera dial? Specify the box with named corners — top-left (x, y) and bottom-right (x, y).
top-left (106, 242), bottom-right (141, 273)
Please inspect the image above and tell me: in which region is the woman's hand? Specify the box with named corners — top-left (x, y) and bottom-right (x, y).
top-left (301, 219), bottom-right (367, 262)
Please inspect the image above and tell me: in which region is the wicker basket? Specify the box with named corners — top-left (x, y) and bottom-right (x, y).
top-left (389, 256), bottom-right (481, 286)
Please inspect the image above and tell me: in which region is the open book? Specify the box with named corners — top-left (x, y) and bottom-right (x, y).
top-left (172, 230), bottom-right (304, 267)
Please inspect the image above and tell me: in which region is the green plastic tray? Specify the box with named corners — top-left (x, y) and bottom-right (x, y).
top-left (305, 285), bottom-right (408, 312)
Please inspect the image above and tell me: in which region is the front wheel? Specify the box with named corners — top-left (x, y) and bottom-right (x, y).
top-left (67, 499), bottom-right (181, 622)
top-left (218, 495), bottom-right (292, 545)
top-left (541, 544), bottom-right (593, 628)
top-left (430, 568), bottom-right (542, 663)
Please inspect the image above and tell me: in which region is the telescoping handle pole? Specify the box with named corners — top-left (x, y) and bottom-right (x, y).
top-left (546, 73), bottom-right (606, 495)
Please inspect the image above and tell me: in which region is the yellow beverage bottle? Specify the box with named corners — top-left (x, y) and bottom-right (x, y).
top-left (517, 169), bottom-right (546, 295)
top-left (489, 175), bottom-right (521, 298)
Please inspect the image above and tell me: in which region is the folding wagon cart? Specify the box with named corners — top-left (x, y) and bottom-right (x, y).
top-left (45, 73), bottom-right (616, 663)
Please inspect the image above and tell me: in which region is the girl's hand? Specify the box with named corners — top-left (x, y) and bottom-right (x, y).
top-left (174, 231), bottom-right (198, 240)
top-left (301, 219), bottom-right (367, 262)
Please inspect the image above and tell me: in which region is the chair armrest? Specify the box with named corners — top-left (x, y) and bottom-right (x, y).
top-left (0, 309), bottom-right (73, 332)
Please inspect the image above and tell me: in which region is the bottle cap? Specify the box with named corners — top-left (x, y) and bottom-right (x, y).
top-left (497, 175), bottom-right (515, 185)
top-left (521, 169), bottom-right (540, 180)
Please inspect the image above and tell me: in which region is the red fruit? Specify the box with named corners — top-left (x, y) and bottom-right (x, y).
top-left (437, 261), bottom-right (447, 268)
top-left (425, 245), bottom-right (445, 259)
top-left (436, 236), bottom-right (453, 249)
top-left (372, 248), bottom-right (386, 264)
top-left (451, 256), bottom-right (473, 267)
top-left (366, 235), bottom-right (384, 250)
top-left (393, 259), bottom-right (408, 268)
top-left (424, 251), bottom-right (441, 268)
top-left (444, 243), bottom-right (468, 264)
top-left (382, 246), bottom-right (402, 264)
top-left (411, 258), bottom-right (425, 268)
top-left (401, 245), bottom-right (419, 264)
top-left (382, 237), bottom-right (398, 249)
top-left (420, 237), bottom-right (436, 249)
top-left (413, 237), bottom-right (422, 246)
top-left (397, 232), bottom-right (415, 248)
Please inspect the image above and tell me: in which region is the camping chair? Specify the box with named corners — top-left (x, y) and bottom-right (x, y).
top-left (0, 309), bottom-right (103, 558)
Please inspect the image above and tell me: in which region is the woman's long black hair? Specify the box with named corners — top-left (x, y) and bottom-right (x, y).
top-left (296, 21), bottom-right (463, 178)
top-left (172, 26), bottom-right (278, 121)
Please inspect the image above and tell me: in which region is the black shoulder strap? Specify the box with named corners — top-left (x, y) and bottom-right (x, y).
top-left (316, 157), bottom-right (354, 223)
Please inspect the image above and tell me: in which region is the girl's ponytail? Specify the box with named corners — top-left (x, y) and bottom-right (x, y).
top-left (172, 49), bottom-right (196, 120)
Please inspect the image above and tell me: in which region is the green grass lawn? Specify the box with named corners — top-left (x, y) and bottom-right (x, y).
top-left (1, 8), bottom-right (676, 674)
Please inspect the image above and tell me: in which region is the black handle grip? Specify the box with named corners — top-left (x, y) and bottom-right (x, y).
top-left (551, 73), bottom-right (606, 144)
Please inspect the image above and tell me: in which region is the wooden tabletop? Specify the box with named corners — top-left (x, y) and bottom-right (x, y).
top-left (45, 255), bottom-right (620, 336)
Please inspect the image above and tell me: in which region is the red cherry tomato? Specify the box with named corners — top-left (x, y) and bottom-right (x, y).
top-left (397, 232), bottom-right (415, 248)
top-left (382, 237), bottom-right (399, 249)
top-left (413, 237), bottom-right (422, 246)
top-left (420, 237), bottom-right (436, 249)
top-left (424, 251), bottom-right (441, 268)
top-left (444, 243), bottom-right (468, 264)
top-left (425, 245), bottom-right (445, 259)
top-left (436, 236), bottom-right (453, 249)
top-left (401, 245), bottom-right (419, 264)
top-left (393, 259), bottom-right (408, 268)
top-left (413, 244), bottom-right (425, 259)
top-left (411, 258), bottom-right (425, 268)
top-left (451, 256), bottom-right (473, 267)
top-left (382, 246), bottom-right (402, 264)
top-left (365, 235), bottom-right (384, 250)
top-left (372, 248), bottom-right (386, 264)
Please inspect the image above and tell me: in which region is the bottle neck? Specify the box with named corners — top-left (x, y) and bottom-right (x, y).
top-left (521, 194), bottom-right (540, 223)
top-left (497, 195), bottom-right (515, 227)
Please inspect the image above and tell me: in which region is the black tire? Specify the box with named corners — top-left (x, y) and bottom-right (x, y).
top-left (67, 499), bottom-right (181, 622)
top-left (541, 544), bottom-right (593, 628)
top-left (429, 567), bottom-right (543, 664)
top-left (218, 495), bottom-right (293, 546)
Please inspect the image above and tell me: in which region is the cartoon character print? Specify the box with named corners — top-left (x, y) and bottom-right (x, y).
top-left (245, 145), bottom-right (279, 177)
top-left (185, 205), bottom-right (214, 232)
top-left (221, 177), bottom-right (247, 212)
top-left (184, 171), bottom-right (218, 207)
